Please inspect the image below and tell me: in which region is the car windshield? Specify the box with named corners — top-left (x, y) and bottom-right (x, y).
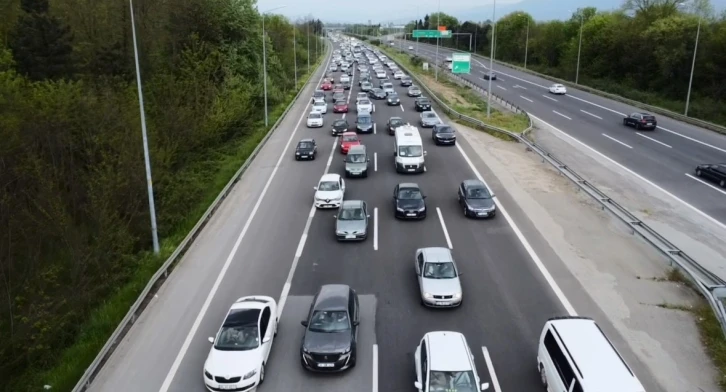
top-left (419, 99), bottom-right (430, 104)
top-left (391, 119), bottom-right (404, 126)
top-left (423, 262), bottom-right (457, 279)
top-left (398, 145), bottom-right (423, 157)
top-left (466, 186), bottom-right (491, 199)
top-left (309, 113), bottom-right (321, 119)
top-left (308, 310), bottom-right (350, 333)
top-left (347, 153), bottom-right (366, 163)
top-left (398, 188), bottom-right (422, 200)
top-left (214, 309), bottom-right (260, 351)
top-left (410, 87), bottom-right (420, 92)
top-left (318, 181), bottom-right (340, 191)
top-left (423, 113), bottom-right (437, 119)
top-left (435, 126), bottom-right (453, 134)
top-left (314, 102), bottom-right (325, 107)
top-left (343, 135), bottom-right (358, 142)
top-left (314, 92), bottom-right (324, 97)
top-left (429, 370), bottom-right (477, 392)
top-left (388, 93), bottom-right (398, 99)
top-left (358, 116), bottom-right (371, 124)
top-left (335, 101), bottom-right (346, 106)
top-left (339, 206), bottom-right (365, 220)
top-left (333, 120), bottom-right (347, 128)
top-left (299, 141), bottom-right (314, 149)
top-left (359, 100), bottom-right (371, 106)
top-left (383, 83), bottom-right (393, 88)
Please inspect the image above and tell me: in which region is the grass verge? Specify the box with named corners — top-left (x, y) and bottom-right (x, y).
top-left (378, 46), bottom-right (530, 139)
top-left (15, 57), bottom-right (326, 392)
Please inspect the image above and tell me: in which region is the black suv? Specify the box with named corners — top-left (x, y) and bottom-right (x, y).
top-left (300, 284), bottom-right (360, 372)
top-left (331, 119), bottom-right (350, 136)
top-left (295, 138), bottom-right (317, 160)
top-left (623, 112), bottom-right (657, 130)
top-left (695, 163), bottom-right (726, 187)
top-left (414, 97), bottom-right (431, 111)
top-left (393, 183), bottom-right (427, 219)
top-left (431, 124), bottom-right (456, 145)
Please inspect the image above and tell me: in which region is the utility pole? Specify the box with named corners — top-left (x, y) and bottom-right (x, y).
top-left (435, 0), bottom-right (441, 81)
top-left (486, 0), bottom-right (497, 119)
top-left (524, 17), bottom-right (529, 69)
top-left (293, 26), bottom-right (297, 86)
top-left (684, 14), bottom-right (701, 116)
top-left (575, 12), bottom-right (583, 84)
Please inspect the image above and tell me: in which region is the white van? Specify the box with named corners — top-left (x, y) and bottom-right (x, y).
top-left (537, 316), bottom-right (645, 392)
top-left (394, 125), bottom-right (426, 173)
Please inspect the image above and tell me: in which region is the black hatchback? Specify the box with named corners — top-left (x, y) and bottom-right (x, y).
top-left (458, 179), bottom-right (496, 218)
top-left (331, 119), bottom-right (350, 136)
top-left (414, 97), bottom-right (431, 111)
top-left (300, 284), bottom-right (359, 372)
top-left (432, 124), bottom-right (456, 145)
top-left (695, 163), bottom-right (726, 187)
top-left (295, 138), bottom-right (317, 160)
top-left (393, 183), bottom-right (427, 219)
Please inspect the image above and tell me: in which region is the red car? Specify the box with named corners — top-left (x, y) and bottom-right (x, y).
top-left (340, 132), bottom-right (361, 154)
top-left (321, 81), bottom-right (333, 90)
top-left (333, 100), bottom-right (349, 113)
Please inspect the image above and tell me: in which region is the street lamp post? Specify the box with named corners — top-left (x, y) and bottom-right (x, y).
top-left (524, 17), bottom-right (530, 69)
top-left (129, 0), bottom-right (160, 254)
top-left (293, 26), bottom-right (297, 86)
top-left (307, 20), bottom-right (310, 71)
top-left (575, 12), bottom-right (583, 84)
top-left (487, 0), bottom-right (496, 118)
top-left (684, 13), bottom-right (702, 116)
top-left (261, 5), bottom-right (287, 128)
top-left (435, 0), bottom-right (441, 81)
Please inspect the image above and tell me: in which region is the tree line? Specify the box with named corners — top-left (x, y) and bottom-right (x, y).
top-left (402, 0), bottom-right (725, 126)
top-left (0, 0), bottom-right (323, 389)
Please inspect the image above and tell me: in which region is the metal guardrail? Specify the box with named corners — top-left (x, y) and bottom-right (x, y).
top-left (382, 44), bottom-right (726, 338)
top-left (398, 38), bottom-right (726, 135)
top-left (71, 42), bottom-right (332, 392)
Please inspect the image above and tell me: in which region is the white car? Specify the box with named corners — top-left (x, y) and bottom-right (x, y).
top-left (549, 83), bottom-right (567, 94)
top-left (414, 331), bottom-right (490, 392)
top-left (312, 101), bottom-right (327, 114)
top-left (408, 45), bottom-right (414, 50)
top-left (357, 99), bottom-right (374, 114)
top-left (356, 92), bottom-right (368, 103)
top-left (314, 173), bottom-right (345, 209)
top-left (204, 296), bottom-right (278, 392)
top-left (445, 56), bottom-right (452, 62)
top-left (340, 74), bottom-right (351, 83)
top-left (376, 70), bottom-right (387, 79)
top-left (393, 71), bottom-right (405, 79)
top-left (307, 112), bottom-right (324, 128)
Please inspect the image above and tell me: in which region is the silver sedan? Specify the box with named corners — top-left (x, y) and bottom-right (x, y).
top-left (415, 248), bottom-right (462, 307)
top-left (334, 200), bottom-right (369, 241)
top-left (420, 112), bottom-right (441, 128)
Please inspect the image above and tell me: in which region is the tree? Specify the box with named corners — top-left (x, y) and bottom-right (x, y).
top-left (9, 0), bottom-right (74, 80)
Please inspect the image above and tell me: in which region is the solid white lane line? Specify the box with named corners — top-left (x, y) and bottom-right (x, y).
top-left (374, 152), bottom-right (378, 172)
top-left (372, 344), bottom-right (379, 392)
top-left (580, 109), bottom-right (602, 120)
top-left (657, 126), bottom-right (726, 154)
top-left (602, 133), bottom-right (633, 149)
top-left (530, 112), bottom-right (726, 231)
top-left (685, 174), bottom-right (726, 196)
top-left (373, 208), bottom-right (379, 251)
top-left (636, 132), bottom-right (672, 148)
top-left (481, 347), bottom-right (502, 392)
top-left (496, 85), bottom-right (507, 91)
top-left (373, 123), bottom-right (377, 134)
top-left (542, 94), bottom-right (558, 102)
top-left (159, 51), bottom-right (334, 392)
top-left (454, 140), bottom-right (577, 315)
top-left (436, 207), bottom-right (453, 249)
top-left (519, 95), bottom-right (533, 103)
top-left (552, 110), bottom-right (572, 120)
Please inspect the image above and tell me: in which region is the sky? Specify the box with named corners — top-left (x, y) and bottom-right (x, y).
top-left (256, 0), bottom-right (726, 24)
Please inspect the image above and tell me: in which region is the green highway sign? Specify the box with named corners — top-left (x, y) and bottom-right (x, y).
top-left (451, 53), bottom-right (471, 74)
top-left (413, 30), bottom-right (452, 38)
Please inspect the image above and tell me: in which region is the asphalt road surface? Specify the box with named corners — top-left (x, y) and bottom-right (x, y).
top-left (88, 38), bottom-right (663, 392)
top-left (392, 38), bottom-right (726, 230)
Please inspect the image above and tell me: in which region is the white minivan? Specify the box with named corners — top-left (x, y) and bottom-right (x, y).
top-left (538, 316), bottom-right (645, 392)
top-left (394, 125), bottom-right (426, 173)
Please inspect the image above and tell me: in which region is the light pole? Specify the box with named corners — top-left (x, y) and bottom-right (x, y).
top-left (486, 0), bottom-right (496, 118)
top-left (575, 11), bottom-right (584, 84)
top-left (523, 15), bottom-right (530, 69)
top-left (293, 26), bottom-right (297, 86)
top-left (307, 20), bottom-right (310, 71)
top-left (435, 0), bottom-right (441, 81)
top-left (129, 0), bottom-right (160, 253)
top-left (683, 7), bottom-right (702, 116)
top-left (261, 5), bottom-right (287, 128)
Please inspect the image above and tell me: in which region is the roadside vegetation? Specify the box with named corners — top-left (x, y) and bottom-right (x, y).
top-left (352, 0), bottom-right (726, 127)
top-left (0, 0), bottom-right (324, 390)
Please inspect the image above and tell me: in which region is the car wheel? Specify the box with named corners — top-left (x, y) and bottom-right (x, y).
top-left (463, 206), bottom-right (468, 217)
top-left (260, 363), bottom-right (266, 384)
top-left (696, 169), bottom-right (701, 176)
top-left (721, 179), bottom-right (725, 188)
top-left (539, 365), bottom-right (547, 388)
top-left (623, 119), bottom-right (628, 126)
top-left (635, 123), bottom-right (641, 130)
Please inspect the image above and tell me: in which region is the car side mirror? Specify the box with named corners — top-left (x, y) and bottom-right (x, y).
top-left (367, 158), bottom-right (370, 162)
top-left (367, 215), bottom-right (370, 218)
top-left (424, 151), bottom-right (428, 156)
top-left (353, 320), bottom-right (360, 326)
top-left (422, 195), bottom-right (427, 199)
top-left (481, 383), bottom-right (490, 390)
top-left (262, 335), bottom-right (271, 343)
top-left (414, 381), bottom-right (422, 389)
top-left (208, 337), bottom-right (214, 343)
top-left (393, 195), bottom-right (398, 199)
top-left (313, 186), bottom-right (317, 190)
top-left (301, 320), bottom-right (309, 327)
top-left (333, 215), bottom-right (337, 219)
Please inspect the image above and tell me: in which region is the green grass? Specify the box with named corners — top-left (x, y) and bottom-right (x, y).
top-left (14, 57), bottom-right (326, 392)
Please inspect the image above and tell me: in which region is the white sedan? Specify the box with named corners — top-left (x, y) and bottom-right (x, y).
top-left (204, 296), bottom-right (278, 392)
top-left (314, 173), bottom-right (345, 209)
top-left (549, 83), bottom-right (567, 94)
top-left (307, 112), bottom-right (324, 128)
top-left (375, 70), bottom-right (387, 79)
top-left (408, 45), bottom-right (414, 50)
top-left (312, 101), bottom-right (327, 114)
top-left (393, 71), bottom-right (405, 79)
top-left (356, 99), bottom-right (374, 114)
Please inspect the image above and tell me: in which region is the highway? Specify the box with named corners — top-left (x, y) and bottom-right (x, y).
top-left (88, 38), bottom-right (663, 392)
top-left (392, 38), bottom-right (726, 229)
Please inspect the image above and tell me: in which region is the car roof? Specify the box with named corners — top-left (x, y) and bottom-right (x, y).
top-left (341, 199), bottom-right (364, 208)
top-left (425, 331), bottom-right (474, 371)
top-left (320, 173), bottom-right (341, 182)
top-left (398, 182), bottom-right (420, 189)
top-left (390, 116), bottom-right (404, 121)
top-left (313, 284), bottom-right (350, 311)
top-left (462, 179), bottom-right (486, 188)
top-left (421, 247), bottom-right (453, 262)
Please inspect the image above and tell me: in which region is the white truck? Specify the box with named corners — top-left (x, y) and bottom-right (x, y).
top-left (394, 125), bottom-right (426, 173)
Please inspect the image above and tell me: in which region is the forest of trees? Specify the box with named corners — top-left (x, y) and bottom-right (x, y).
top-left (0, 0), bottom-right (324, 390)
top-left (402, 0), bottom-right (726, 126)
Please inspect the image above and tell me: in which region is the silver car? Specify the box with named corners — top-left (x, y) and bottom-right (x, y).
top-left (420, 112), bottom-right (441, 128)
top-left (415, 247), bottom-right (462, 307)
top-left (334, 200), bottom-right (370, 241)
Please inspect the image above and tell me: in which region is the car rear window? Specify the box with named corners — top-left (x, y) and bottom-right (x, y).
top-left (643, 115), bottom-right (656, 121)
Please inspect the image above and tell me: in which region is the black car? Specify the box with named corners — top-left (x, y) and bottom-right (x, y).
top-left (400, 76), bottom-right (413, 87)
top-left (300, 284), bottom-right (359, 372)
top-left (386, 93), bottom-right (401, 106)
top-left (458, 179), bottom-right (496, 218)
top-left (623, 112), bottom-right (657, 130)
top-left (369, 88), bottom-right (386, 100)
top-left (695, 163), bottom-right (726, 187)
top-left (295, 138), bottom-right (317, 160)
top-left (414, 97), bottom-right (432, 111)
top-left (332, 91), bottom-right (346, 102)
top-left (331, 119), bottom-right (350, 136)
top-left (387, 116), bottom-right (407, 135)
top-left (432, 124), bottom-right (456, 145)
top-left (483, 71), bottom-right (497, 80)
top-left (393, 183), bottom-right (427, 219)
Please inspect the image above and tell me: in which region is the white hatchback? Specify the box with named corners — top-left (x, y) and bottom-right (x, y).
top-left (549, 83), bottom-right (567, 94)
top-left (312, 101), bottom-right (327, 114)
top-left (314, 173), bottom-right (345, 209)
top-left (307, 112), bottom-right (324, 128)
top-left (376, 70), bottom-right (386, 79)
top-left (393, 71), bottom-right (405, 80)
